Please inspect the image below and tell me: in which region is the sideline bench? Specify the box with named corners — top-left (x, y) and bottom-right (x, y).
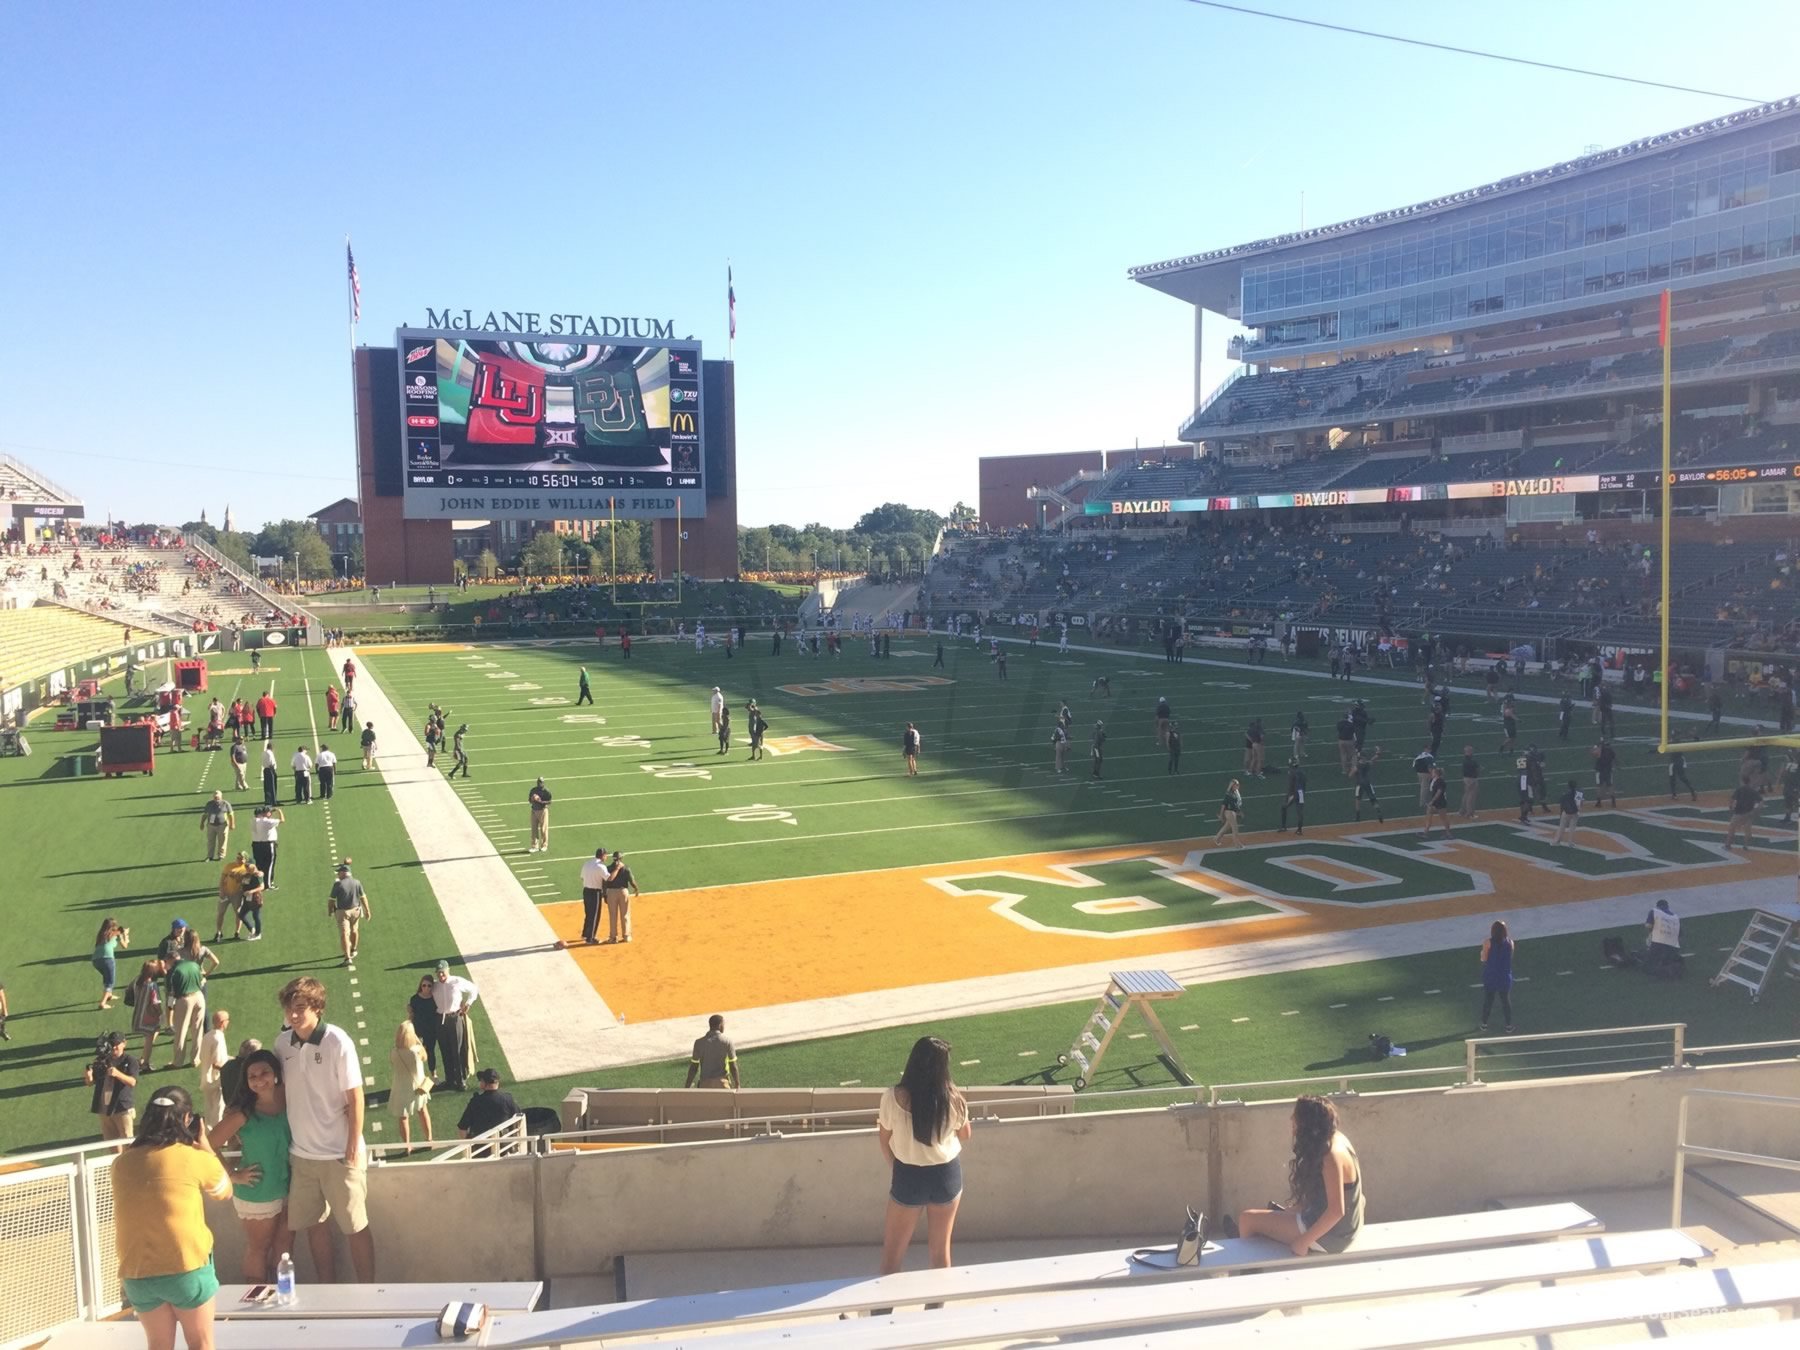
top-left (499, 1227), bottom-right (1694, 1349)
top-left (214, 1279), bottom-right (543, 1318)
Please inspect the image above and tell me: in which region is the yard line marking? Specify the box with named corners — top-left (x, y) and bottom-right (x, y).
top-left (1017, 1050), bottom-right (1037, 1057)
top-left (838, 1079), bottom-right (861, 1087)
top-left (1231, 1017), bottom-right (1249, 1023)
top-left (1328, 1003), bottom-right (1348, 1009)
top-left (356, 1020), bottom-right (365, 1029)
top-left (1468, 982), bottom-right (1484, 989)
top-left (349, 978), bottom-right (358, 986)
top-left (1376, 995), bottom-right (1395, 1002)
top-left (1127, 1032), bottom-right (1147, 1040)
top-left (1422, 989), bottom-right (1441, 995)
top-left (358, 1037), bottom-right (368, 1046)
top-left (1180, 1024), bottom-right (1200, 1031)
top-left (959, 1058), bottom-right (981, 1066)
top-left (1280, 1010), bottom-right (1300, 1016)
top-left (1557, 969), bottom-right (1574, 976)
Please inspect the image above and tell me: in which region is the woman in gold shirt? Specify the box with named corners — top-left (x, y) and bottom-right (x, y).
top-left (111, 1086), bottom-right (233, 1349)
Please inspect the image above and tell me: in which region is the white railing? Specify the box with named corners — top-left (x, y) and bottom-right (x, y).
top-left (1465, 1022), bottom-right (1687, 1084)
top-left (0, 450), bottom-right (82, 506)
top-left (422, 1111), bottom-right (530, 1163)
top-left (1671, 1088), bottom-right (1800, 1227)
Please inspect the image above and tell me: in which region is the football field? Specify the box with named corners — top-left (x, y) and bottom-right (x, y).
top-left (4, 633), bottom-right (1795, 1157)
top-left (365, 633), bottom-right (1798, 1048)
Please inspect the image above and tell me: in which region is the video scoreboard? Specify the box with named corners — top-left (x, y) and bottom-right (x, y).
top-left (396, 329), bottom-right (705, 520)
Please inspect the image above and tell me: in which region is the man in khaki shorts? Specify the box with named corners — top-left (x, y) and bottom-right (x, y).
top-left (327, 861), bottom-right (371, 966)
top-left (274, 976), bottom-right (375, 1281)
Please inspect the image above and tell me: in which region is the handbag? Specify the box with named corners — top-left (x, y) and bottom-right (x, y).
top-left (1130, 1206), bottom-right (1206, 1269)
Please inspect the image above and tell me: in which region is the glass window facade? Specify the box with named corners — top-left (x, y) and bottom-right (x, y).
top-left (1241, 127), bottom-right (1800, 348)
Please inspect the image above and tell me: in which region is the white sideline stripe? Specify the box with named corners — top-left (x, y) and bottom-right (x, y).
top-left (347, 647), bottom-right (616, 1078)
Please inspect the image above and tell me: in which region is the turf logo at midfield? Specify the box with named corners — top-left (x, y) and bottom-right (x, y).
top-left (927, 856), bottom-right (1297, 937)
top-left (775, 676), bottom-right (955, 697)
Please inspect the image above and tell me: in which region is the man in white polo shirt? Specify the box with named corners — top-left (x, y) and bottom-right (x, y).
top-left (274, 975), bottom-right (375, 1282)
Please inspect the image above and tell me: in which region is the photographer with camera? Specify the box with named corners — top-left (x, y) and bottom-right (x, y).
top-left (85, 1030), bottom-right (140, 1141)
top-left (112, 1085), bottom-right (233, 1349)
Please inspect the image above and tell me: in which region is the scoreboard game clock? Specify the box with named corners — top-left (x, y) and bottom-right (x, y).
top-left (396, 329), bottom-right (705, 520)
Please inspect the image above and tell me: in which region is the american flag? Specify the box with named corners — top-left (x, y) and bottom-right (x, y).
top-left (347, 242), bottom-right (362, 324)
top-left (728, 265), bottom-right (736, 340)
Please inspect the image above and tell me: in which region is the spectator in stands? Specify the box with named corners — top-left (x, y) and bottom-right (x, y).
top-left (1479, 921), bottom-right (1517, 1033)
top-left (1230, 1095), bottom-right (1365, 1255)
top-left (389, 1021), bottom-right (434, 1152)
top-left (112, 1085), bottom-right (233, 1348)
top-left (274, 975), bottom-right (375, 1283)
top-left (876, 1036), bottom-right (972, 1276)
top-left (209, 1049), bottom-right (291, 1282)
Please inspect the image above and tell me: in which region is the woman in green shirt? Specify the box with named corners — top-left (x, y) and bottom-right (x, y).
top-left (92, 917), bottom-right (130, 1010)
top-left (209, 1049), bottom-right (291, 1281)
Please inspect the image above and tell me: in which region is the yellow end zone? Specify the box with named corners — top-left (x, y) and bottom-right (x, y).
top-left (543, 805), bottom-right (1794, 1022)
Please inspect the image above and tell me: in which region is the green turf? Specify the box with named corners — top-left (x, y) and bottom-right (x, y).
top-left (365, 635), bottom-right (1786, 893)
top-left (3, 635), bottom-right (1793, 1156)
top-left (0, 647), bottom-right (504, 1156)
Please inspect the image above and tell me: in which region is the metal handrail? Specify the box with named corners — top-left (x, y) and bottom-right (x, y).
top-left (1683, 1038), bottom-right (1800, 1059)
top-left (1671, 1088), bottom-right (1800, 1227)
top-left (1466, 1022), bottom-right (1686, 1085)
top-left (1207, 1065), bottom-right (1469, 1105)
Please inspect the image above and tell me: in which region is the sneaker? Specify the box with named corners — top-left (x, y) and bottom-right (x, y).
top-left (1504, 1024), bottom-right (1516, 1034)
top-left (1478, 1023), bottom-right (1488, 1032)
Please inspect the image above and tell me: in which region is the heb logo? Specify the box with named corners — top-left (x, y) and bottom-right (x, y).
top-left (405, 344), bottom-right (433, 365)
top-left (1111, 499), bottom-right (1170, 514)
top-left (406, 414), bottom-right (438, 428)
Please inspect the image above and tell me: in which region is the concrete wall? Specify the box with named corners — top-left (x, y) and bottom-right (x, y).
top-left (206, 1061), bottom-right (1800, 1283)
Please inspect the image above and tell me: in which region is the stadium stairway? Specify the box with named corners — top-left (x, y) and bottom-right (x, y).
top-left (828, 581), bottom-right (920, 626)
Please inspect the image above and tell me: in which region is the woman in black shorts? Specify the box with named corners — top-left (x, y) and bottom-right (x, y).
top-left (876, 1036), bottom-right (972, 1275)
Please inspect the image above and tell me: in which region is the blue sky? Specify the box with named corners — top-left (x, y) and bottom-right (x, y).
top-left (2, 1), bottom-right (1794, 530)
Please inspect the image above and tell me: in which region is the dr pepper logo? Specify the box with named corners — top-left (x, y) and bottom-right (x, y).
top-left (405, 344), bottom-right (433, 364)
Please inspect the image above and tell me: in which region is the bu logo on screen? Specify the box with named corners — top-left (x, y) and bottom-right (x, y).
top-left (671, 412), bottom-right (697, 435)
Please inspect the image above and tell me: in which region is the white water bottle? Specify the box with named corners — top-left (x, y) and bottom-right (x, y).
top-left (275, 1252), bottom-right (296, 1306)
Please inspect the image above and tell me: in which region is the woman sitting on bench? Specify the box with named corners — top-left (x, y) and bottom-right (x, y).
top-left (1234, 1095), bottom-right (1366, 1255)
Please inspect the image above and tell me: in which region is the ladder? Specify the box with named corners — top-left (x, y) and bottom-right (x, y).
top-left (1711, 907), bottom-right (1800, 1002)
top-left (1057, 970), bottom-right (1193, 1091)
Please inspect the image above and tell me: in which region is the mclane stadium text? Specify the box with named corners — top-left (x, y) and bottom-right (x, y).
top-left (421, 309), bottom-right (676, 339)
top-left (434, 496), bottom-right (678, 513)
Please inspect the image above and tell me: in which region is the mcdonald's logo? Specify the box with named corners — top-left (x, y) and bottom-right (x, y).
top-left (671, 412), bottom-right (697, 435)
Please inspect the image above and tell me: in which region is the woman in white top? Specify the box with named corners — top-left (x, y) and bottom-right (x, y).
top-left (876, 1036), bottom-right (972, 1274)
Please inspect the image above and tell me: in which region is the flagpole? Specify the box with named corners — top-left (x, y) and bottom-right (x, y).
top-left (727, 259), bottom-right (734, 363)
top-left (346, 237), bottom-right (363, 585)
top-left (1658, 286), bottom-right (1672, 754)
